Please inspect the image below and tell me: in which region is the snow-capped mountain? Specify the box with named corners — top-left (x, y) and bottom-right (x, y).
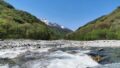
top-left (41, 18), bottom-right (71, 30)
top-left (41, 18), bottom-right (73, 39)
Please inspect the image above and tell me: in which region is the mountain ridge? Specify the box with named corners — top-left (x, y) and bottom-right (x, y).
top-left (65, 7), bottom-right (120, 40)
top-left (41, 18), bottom-right (73, 39)
top-left (0, 0), bottom-right (71, 40)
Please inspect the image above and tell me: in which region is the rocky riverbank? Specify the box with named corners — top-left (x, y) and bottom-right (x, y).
top-left (0, 40), bottom-right (120, 68)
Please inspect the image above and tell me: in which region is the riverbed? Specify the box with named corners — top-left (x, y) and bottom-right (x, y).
top-left (0, 40), bottom-right (120, 68)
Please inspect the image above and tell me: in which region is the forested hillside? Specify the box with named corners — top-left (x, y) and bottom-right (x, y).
top-left (66, 7), bottom-right (120, 40)
top-left (0, 0), bottom-right (71, 40)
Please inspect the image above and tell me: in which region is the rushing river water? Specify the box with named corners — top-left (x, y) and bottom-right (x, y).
top-left (1, 47), bottom-right (120, 68)
top-left (0, 48), bottom-right (99, 68)
top-left (0, 40), bottom-right (120, 68)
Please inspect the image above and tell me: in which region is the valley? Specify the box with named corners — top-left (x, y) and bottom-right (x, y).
top-left (1, 0), bottom-right (120, 68)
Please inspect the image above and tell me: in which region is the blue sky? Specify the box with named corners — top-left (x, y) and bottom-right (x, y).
top-left (5, 0), bottom-right (120, 30)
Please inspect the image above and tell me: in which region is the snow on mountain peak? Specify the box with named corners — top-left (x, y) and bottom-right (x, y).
top-left (61, 26), bottom-right (65, 29)
top-left (41, 18), bottom-right (49, 25)
top-left (41, 18), bottom-right (66, 29)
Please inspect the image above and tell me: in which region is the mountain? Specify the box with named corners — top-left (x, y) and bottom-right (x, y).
top-left (0, 0), bottom-right (52, 40)
top-left (0, 0), bottom-right (51, 40)
top-left (66, 7), bottom-right (120, 40)
top-left (0, 0), bottom-right (72, 40)
top-left (41, 19), bottom-right (73, 39)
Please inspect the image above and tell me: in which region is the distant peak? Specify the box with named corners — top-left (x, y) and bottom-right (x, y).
top-left (61, 26), bottom-right (65, 29)
top-left (41, 18), bottom-right (49, 25)
top-left (40, 18), bottom-right (72, 30)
